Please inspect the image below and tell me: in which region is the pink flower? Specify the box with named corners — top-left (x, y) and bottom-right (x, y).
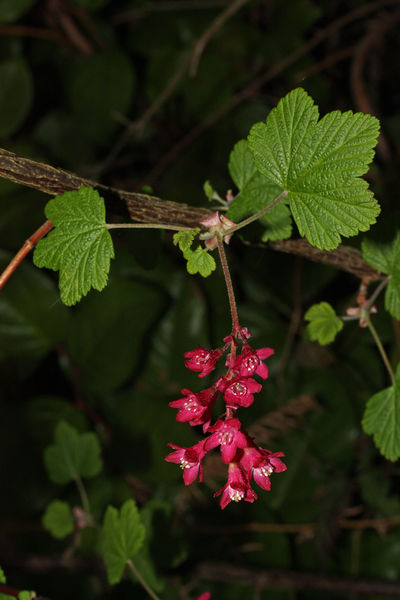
top-left (169, 388), bottom-right (217, 429)
top-left (197, 594), bottom-right (211, 600)
top-left (204, 418), bottom-right (248, 463)
top-left (214, 462), bottom-right (257, 509)
top-left (219, 376), bottom-right (262, 408)
top-left (165, 440), bottom-right (207, 485)
top-left (241, 446), bottom-right (287, 490)
top-left (234, 346), bottom-right (274, 379)
top-left (184, 346), bottom-right (222, 377)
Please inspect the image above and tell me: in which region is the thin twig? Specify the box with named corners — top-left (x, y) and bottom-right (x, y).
top-left (0, 220), bottom-right (53, 290)
top-left (127, 559), bottom-right (161, 600)
top-left (196, 561), bottom-right (400, 596)
top-left (143, 0), bottom-right (400, 186)
top-left (96, 0), bottom-right (250, 175)
top-left (0, 24), bottom-right (60, 40)
top-left (189, 0), bottom-right (250, 76)
top-left (350, 7), bottom-right (400, 163)
top-left (113, 0), bottom-right (231, 23)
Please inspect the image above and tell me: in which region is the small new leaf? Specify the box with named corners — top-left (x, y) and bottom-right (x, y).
top-left (203, 180), bottom-right (214, 201)
top-left (0, 566), bottom-right (5, 583)
top-left (44, 421), bottom-right (102, 485)
top-left (248, 88), bottom-right (380, 250)
top-left (305, 302), bottom-right (343, 345)
top-left (101, 499), bottom-right (146, 585)
top-left (42, 500), bottom-right (74, 539)
top-left (185, 247), bottom-right (216, 277)
top-left (363, 365), bottom-right (400, 461)
top-left (173, 229), bottom-right (199, 253)
top-left (33, 186), bottom-right (115, 306)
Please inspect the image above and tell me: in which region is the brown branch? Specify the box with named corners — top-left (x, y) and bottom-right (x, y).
top-left (195, 561), bottom-right (400, 596)
top-left (269, 239), bottom-right (382, 282)
top-left (0, 148), bottom-right (383, 287)
top-left (0, 147), bottom-right (210, 227)
top-left (0, 24), bottom-right (60, 40)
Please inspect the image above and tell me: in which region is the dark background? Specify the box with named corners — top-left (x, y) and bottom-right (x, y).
top-left (1, 1), bottom-right (400, 599)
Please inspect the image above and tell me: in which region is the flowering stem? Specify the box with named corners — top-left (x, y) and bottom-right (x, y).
top-left (222, 189), bottom-right (289, 236)
top-left (106, 223), bottom-right (197, 232)
top-left (216, 236), bottom-right (240, 336)
top-left (364, 313), bottom-right (395, 386)
top-left (127, 559), bottom-right (161, 600)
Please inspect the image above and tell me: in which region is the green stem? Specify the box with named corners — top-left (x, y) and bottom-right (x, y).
top-left (127, 559), bottom-right (161, 600)
top-left (74, 476), bottom-right (90, 515)
top-left (364, 275), bottom-right (391, 311)
top-left (364, 313), bottom-right (395, 386)
top-left (216, 236), bottom-right (240, 334)
top-left (106, 223), bottom-right (197, 232)
top-left (223, 189), bottom-right (289, 236)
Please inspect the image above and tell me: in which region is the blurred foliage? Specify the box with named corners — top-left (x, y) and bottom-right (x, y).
top-left (1, 1), bottom-right (400, 599)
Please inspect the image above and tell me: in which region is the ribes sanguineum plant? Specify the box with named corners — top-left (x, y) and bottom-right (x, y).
top-left (166, 216), bottom-right (286, 508)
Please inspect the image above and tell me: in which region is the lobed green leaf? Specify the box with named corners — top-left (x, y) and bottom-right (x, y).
top-left (305, 302), bottom-right (343, 345)
top-left (33, 187), bottom-right (114, 306)
top-left (247, 88), bottom-right (380, 250)
top-left (101, 499), bottom-right (146, 585)
top-left (185, 247), bottom-right (216, 277)
top-left (44, 421), bottom-right (102, 485)
top-left (363, 365), bottom-right (400, 461)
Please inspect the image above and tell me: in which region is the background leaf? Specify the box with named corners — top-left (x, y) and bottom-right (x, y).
top-left (44, 421), bottom-right (102, 484)
top-left (0, 58), bottom-right (32, 137)
top-left (42, 500), bottom-right (74, 539)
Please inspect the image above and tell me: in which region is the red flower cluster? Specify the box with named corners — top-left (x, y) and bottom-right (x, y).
top-left (165, 328), bottom-right (286, 509)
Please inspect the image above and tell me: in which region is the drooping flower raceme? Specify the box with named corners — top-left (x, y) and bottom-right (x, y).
top-left (165, 328), bottom-right (286, 509)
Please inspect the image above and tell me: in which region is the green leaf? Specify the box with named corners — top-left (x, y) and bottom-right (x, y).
top-left (0, 0), bottom-right (36, 24)
top-left (0, 58), bottom-right (32, 137)
top-left (42, 500), bottom-right (74, 539)
top-left (248, 88), bottom-right (380, 250)
top-left (185, 247), bottom-right (216, 277)
top-left (0, 566), bottom-right (5, 583)
top-left (173, 229), bottom-right (199, 253)
top-left (362, 230), bottom-right (400, 319)
top-left (305, 302), bottom-right (343, 345)
top-left (44, 421), bottom-right (102, 484)
top-left (101, 499), bottom-right (146, 585)
top-left (33, 187), bottom-right (115, 306)
top-left (227, 140), bottom-right (292, 242)
top-left (363, 365), bottom-right (400, 461)
top-left (17, 592), bottom-right (34, 600)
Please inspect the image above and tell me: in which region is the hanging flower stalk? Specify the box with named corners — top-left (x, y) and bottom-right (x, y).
top-left (165, 213), bottom-right (286, 509)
